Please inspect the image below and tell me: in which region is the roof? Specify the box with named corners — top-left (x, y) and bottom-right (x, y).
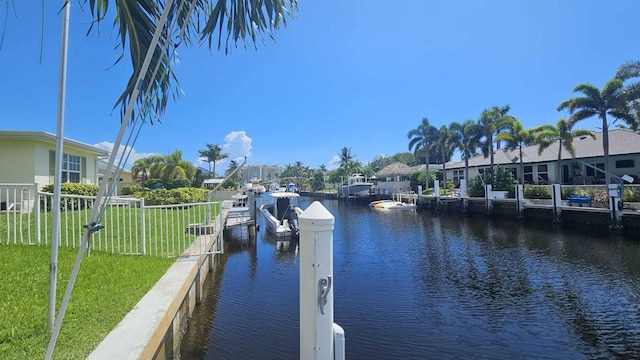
top-left (376, 162), bottom-right (414, 178)
top-left (447, 129), bottom-right (640, 169)
top-left (0, 130), bottom-right (109, 155)
top-left (203, 178), bottom-right (226, 184)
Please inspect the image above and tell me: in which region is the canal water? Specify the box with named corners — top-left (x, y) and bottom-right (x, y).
top-left (180, 196), bottom-right (640, 359)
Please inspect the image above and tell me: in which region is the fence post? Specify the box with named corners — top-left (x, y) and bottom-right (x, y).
top-left (35, 184), bottom-right (41, 245)
top-left (140, 198), bottom-right (146, 255)
top-left (551, 184), bottom-right (562, 223)
top-left (298, 201), bottom-right (343, 360)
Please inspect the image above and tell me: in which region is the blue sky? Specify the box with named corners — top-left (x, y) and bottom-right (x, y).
top-left (2, 0), bottom-right (640, 174)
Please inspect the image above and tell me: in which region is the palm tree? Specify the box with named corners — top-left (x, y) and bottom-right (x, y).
top-left (557, 80), bottom-right (634, 185)
top-left (339, 147), bottom-right (353, 168)
top-left (431, 125), bottom-right (454, 188)
top-left (225, 160), bottom-right (241, 182)
top-left (81, 1), bottom-right (298, 124)
top-left (161, 150), bottom-right (195, 182)
top-left (198, 143), bottom-right (229, 178)
top-left (533, 119), bottom-right (595, 184)
top-left (478, 105), bottom-right (514, 185)
top-left (407, 117), bottom-right (439, 188)
top-left (448, 119), bottom-right (481, 186)
top-left (495, 119), bottom-right (535, 185)
top-left (131, 157), bottom-right (154, 183)
top-left (616, 60), bottom-right (640, 130)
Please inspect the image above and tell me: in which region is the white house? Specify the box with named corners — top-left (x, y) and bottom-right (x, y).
top-left (0, 130), bottom-right (109, 189)
top-left (445, 129), bottom-right (640, 185)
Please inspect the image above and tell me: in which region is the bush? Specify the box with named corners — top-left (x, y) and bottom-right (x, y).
top-left (493, 166), bottom-right (516, 191)
top-left (165, 179), bottom-right (191, 190)
top-left (121, 184), bottom-right (141, 196)
top-left (524, 185), bottom-right (551, 199)
top-left (129, 187), bottom-right (210, 205)
top-left (41, 183), bottom-right (100, 210)
top-left (624, 186), bottom-right (640, 202)
top-left (41, 183), bottom-right (99, 196)
top-left (468, 175), bottom-right (486, 197)
top-left (143, 178), bottom-right (164, 189)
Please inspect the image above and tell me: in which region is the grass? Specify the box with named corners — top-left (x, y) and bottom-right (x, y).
top-left (0, 244), bottom-right (175, 359)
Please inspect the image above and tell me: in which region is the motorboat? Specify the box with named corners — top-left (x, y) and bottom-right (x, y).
top-left (338, 174), bottom-right (374, 198)
top-left (259, 191), bottom-right (302, 237)
top-left (369, 199), bottom-right (417, 211)
top-left (244, 178), bottom-right (266, 195)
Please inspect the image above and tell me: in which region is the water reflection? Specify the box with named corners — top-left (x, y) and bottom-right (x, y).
top-left (181, 197), bottom-right (640, 360)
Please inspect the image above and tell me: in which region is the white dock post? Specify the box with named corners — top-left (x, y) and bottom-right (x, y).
top-left (608, 184), bottom-right (624, 231)
top-left (459, 179), bottom-right (467, 212)
top-left (515, 184), bottom-right (524, 219)
top-left (433, 180), bottom-right (440, 198)
top-left (299, 201), bottom-right (343, 360)
top-left (484, 184), bottom-right (493, 214)
top-left (551, 184), bottom-right (562, 223)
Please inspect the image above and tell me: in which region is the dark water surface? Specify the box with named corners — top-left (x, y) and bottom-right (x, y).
top-left (180, 197), bottom-right (640, 359)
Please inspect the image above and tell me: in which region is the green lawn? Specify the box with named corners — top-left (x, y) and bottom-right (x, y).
top-left (0, 244), bottom-right (174, 359)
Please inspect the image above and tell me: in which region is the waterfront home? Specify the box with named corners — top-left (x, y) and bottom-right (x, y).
top-left (445, 129), bottom-right (640, 186)
top-left (375, 162), bottom-right (442, 193)
top-left (0, 130), bottom-right (108, 188)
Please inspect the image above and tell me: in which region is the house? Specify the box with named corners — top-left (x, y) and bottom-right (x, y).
top-left (375, 162), bottom-right (442, 193)
top-left (445, 129), bottom-right (640, 185)
top-left (0, 130), bottom-right (109, 189)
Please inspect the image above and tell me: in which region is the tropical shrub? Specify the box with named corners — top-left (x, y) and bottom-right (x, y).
top-left (121, 185), bottom-right (141, 196)
top-left (624, 186), bottom-right (640, 202)
top-left (493, 166), bottom-right (516, 191)
top-left (468, 175), bottom-right (486, 197)
top-left (524, 185), bottom-right (551, 199)
top-left (41, 183), bottom-right (100, 210)
top-left (128, 187), bottom-right (210, 205)
top-left (42, 183), bottom-right (99, 196)
top-left (165, 179), bottom-right (191, 190)
top-left (143, 178), bottom-right (164, 189)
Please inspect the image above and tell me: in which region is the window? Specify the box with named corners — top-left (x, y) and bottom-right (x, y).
top-left (453, 170), bottom-right (464, 182)
top-left (585, 163), bottom-right (605, 179)
top-left (537, 164), bottom-right (548, 183)
top-left (62, 154), bottom-right (81, 183)
top-left (616, 159), bottom-right (634, 169)
top-left (524, 165), bottom-right (533, 183)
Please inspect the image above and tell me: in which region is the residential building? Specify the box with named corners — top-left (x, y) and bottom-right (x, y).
top-left (0, 130), bottom-right (108, 189)
top-left (240, 164), bottom-right (282, 184)
top-left (445, 129), bottom-right (640, 185)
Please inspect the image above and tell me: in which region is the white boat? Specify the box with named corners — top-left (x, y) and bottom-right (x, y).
top-left (244, 178), bottom-right (266, 195)
top-left (369, 199), bottom-right (417, 211)
top-left (338, 174), bottom-right (374, 198)
top-left (259, 191), bottom-right (302, 237)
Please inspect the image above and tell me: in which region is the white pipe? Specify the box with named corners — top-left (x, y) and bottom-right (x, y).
top-left (45, 1), bottom-right (176, 358)
top-left (48, 0), bottom-right (70, 331)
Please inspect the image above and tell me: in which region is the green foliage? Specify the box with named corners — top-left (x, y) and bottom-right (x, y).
top-left (409, 170), bottom-right (436, 191)
top-left (143, 178), bottom-right (165, 189)
top-left (0, 244), bottom-right (173, 360)
top-left (624, 186), bottom-right (640, 202)
top-left (192, 169), bottom-right (205, 188)
top-left (523, 185), bottom-right (551, 199)
top-left (312, 171), bottom-right (325, 191)
top-left (493, 166), bottom-right (516, 191)
top-left (121, 184), bottom-right (141, 196)
top-left (468, 175), bottom-right (486, 197)
top-left (129, 187), bottom-right (210, 205)
top-left (165, 179), bottom-right (192, 190)
top-left (42, 183), bottom-right (99, 196)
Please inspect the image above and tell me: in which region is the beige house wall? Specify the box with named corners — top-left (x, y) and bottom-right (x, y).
top-left (0, 139), bottom-right (36, 183)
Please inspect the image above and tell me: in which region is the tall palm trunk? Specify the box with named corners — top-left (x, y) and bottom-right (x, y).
top-left (424, 143), bottom-right (430, 189)
top-left (556, 140), bottom-right (563, 184)
top-left (464, 156), bottom-right (470, 195)
top-left (601, 113), bottom-right (611, 186)
top-left (519, 146), bottom-right (524, 184)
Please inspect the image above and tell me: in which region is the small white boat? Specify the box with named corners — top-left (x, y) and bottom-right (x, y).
top-left (259, 191), bottom-right (302, 237)
top-left (339, 174), bottom-right (374, 198)
top-left (369, 199), bottom-right (417, 211)
top-left (244, 178), bottom-right (266, 195)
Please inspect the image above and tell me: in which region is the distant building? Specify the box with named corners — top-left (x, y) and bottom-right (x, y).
top-left (445, 129), bottom-right (640, 185)
top-left (241, 164), bottom-right (282, 184)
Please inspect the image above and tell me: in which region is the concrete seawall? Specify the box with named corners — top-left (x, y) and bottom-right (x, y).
top-left (88, 210), bottom-right (227, 360)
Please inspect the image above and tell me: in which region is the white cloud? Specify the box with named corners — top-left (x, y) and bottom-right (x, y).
top-left (93, 141), bottom-right (159, 169)
top-left (219, 131), bottom-right (253, 166)
top-left (327, 155), bottom-right (341, 170)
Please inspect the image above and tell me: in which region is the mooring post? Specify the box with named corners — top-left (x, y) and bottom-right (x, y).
top-left (459, 179), bottom-right (467, 212)
top-left (551, 184), bottom-right (562, 223)
top-left (484, 184), bottom-right (493, 214)
top-left (515, 184), bottom-right (524, 219)
top-left (298, 201), bottom-right (344, 360)
top-left (608, 184), bottom-right (624, 231)
top-left (417, 185), bottom-right (422, 207)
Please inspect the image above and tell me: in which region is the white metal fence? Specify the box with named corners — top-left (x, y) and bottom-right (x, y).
top-left (0, 183), bottom-right (222, 257)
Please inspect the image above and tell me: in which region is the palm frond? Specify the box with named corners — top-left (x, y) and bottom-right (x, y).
top-left (616, 60), bottom-right (640, 81)
top-left (568, 109), bottom-right (598, 125)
